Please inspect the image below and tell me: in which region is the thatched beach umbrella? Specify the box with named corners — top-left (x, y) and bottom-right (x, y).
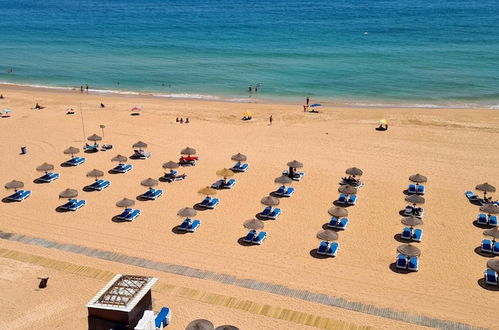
top-left (116, 198), bottom-right (135, 208)
top-left (231, 153), bottom-right (247, 162)
top-left (215, 326), bottom-right (239, 330)
top-left (64, 146), bottom-right (80, 157)
top-left (287, 160), bottom-right (303, 168)
top-left (243, 219), bottom-right (264, 230)
top-left (328, 206), bottom-right (348, 218)
top-left (177, 207), bottom-right (197, 218)
top-left (401, 216), bottom-right (423, 227)
top-left (181, 147), bottom-right (196, 155)
top-left (111, 154), bottom-right (128, 163)
top-left (476, 182), bottom-right (496, 198)
top-left (87, 133), bottom-right (102, 142)
top-left (487, 259), bottom-right (499, 273)
top-left (409, 173), bottom-right (427, 183)
top-left (141, 178), bottom-right (158, 187)
top-left (216, 168), bottom-right (234, 178)
top-left (163, 161), bottom-right (180, 169)
top-left (87, 169), bottom-right (104, 180)
top-left (186, 319), bottom-right (214, 330)
top-left (59, 188), bottom-right (78, 199)
top-left (36, 162), bottom-right (54, 173)
top-left (316, 229), bottom-right (339, 242)
top-left (338, 185), bottom-right (357, 195)
top-left (405, 194), bottom-right (425, 205)
top-left (5, 180), bottom-right (24, 191)
top-left (261, 196), bottom-right (280, 206)
top-left (345, 167), bottom-right (363, 177)
top-left (275, 175), bottom-right (293, 185)
top-left (484, 228), bottom-right (499, 240)
top-left (198, 186), bottom-right (217, 196)
top-left (397, 244), bottom-right (421, 257)
top-left (132, 141), bottom-right (148, 149)
top-left (480, 204), bottom-right (499, 215)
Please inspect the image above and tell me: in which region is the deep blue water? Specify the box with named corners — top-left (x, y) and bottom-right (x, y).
top-left (0, 0), bottom-right (498, 106)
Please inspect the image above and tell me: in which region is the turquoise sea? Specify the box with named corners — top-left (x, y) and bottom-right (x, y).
top-left (0, 0), bottom-right (498, 107)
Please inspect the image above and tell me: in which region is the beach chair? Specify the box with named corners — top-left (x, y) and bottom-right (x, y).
top-left (64, 157), bottom-right (85, 166)
top-left (111, 163), bottom-right (132, 173)
top-left (408, 256), bottom-right (419, 271)
top-left (220, 178), bottom-right (236, 189)
top-left (231, 163), bottom-right (249, 172)
top-left (317, 241), bottom-right (329, 255)
top-left (101, 144), bottom-right (113, 151)
top-left (326, 242), bottom-right (339, 257)
top-left (477, 213), bottom-right (488, 225)
top-left (267, 208), bottom-right (281, 220)
top-left (335, 217), bottom-right (349, 230)
top-left (275, 185), bottom-right (286, 196)
top-left (484, 269), bottom-right (499, 286)
top-left (37, 172), bottom-right (60, 183)
top-left (141, 189), bottom-right (162, 200)
top-left (117, 208), bottom-right (132, 220)
top-left (412, 229), bottom-right (423, 242)
top-left (84, 144), bottom-right (99, 152)
top-left (416, 185), bottom-right (425, 195)
top-left (493, 242), bottom-right (499, 255)
top-left (260, 206), bottom-right (272, 218)
top-left (347, 194), bottom-right (357, 205)
top-left (60, 199), bottom-right (77, 210)
top-left (282, 187), bottom-right (295, 197)
top-left (465, 190), bottom-right (479, 201)
top-left (408, 184), bottom-right (417, 194)
top-left (282, 170), bottom-right (305, 181)
top-left (126, 209), bottom-right (140, 221)
top-left (337, 193), bottom-right (347, 204)
top-left (199, 196), bottom-right (212, 207)
top-left (243, 230), bottom-right (257, 243)
top-left (62, 199), bottom-right (85, 211)
top-left (413, 207), bottom-right (424, 218)
top-left (481, 239), bottom-right (493, 253)
top-left (6, 189), bottom-right (31, 201)
top-left (134, 150), bottom-right (151, 159)
top-left (178, 219), bottom-right (191, 231)
top-left (403, 205), bottom-right (414, 216)
top-left (252, 231), bottom-right (267, 244)
top-left (155, 307), bottom-right (171, 328)
top-left (396, 254), bottom-right (408, 269)
top-left (328, 217), bottom-right (339, 228)
top-left (401, 227), bottom-right (412, 240)
top-left (489, 215), bottom-right (498, 226)
top-left (205, 198), bottom-right (219, 209)
top-left (211, 179), bottom-right (224, 189)
top-left (88, 180), bottom-right (110, 191)
top-left (186, 220), bottom-right (201, 232)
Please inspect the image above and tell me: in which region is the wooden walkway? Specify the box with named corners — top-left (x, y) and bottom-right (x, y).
top-left (0, 230), bottom-right (486, 330)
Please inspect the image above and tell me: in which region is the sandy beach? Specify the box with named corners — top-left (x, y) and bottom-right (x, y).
top-left (0, 84), bottom-right (498, 329)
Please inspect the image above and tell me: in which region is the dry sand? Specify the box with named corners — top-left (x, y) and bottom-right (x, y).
top-left (0, 84), bottom-right (498, 329)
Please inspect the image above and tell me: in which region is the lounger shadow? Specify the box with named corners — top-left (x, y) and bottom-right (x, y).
top-left (112, 216), bottom-right (131, 223)
top-left (171, 226), bottom-right (189, 234)
top-left (474, 246), bottom-right (496, 258)
top-left (237, 237), bottom-right (256, 246)
top-left (472, 220), bottom-right (493, 228)
top-left (389, 263), bottom-right (412, 274)
top-left (2, 197), bottom-right (18, 203)
top-left (60, 162), bottom-right (74, 168)
top-left (309, 249), bottom-right (330, 259)
top-left (256, 213), bottom-right (274, 221)
top-left (332, 200), bottom-right (354, 207)
top-left (477, 278), bottom-right (499, 291)
top-left (393, 233), bottom-right (418, 243)
top-left (55, 206), bottom-right (71, 213)
top-left (83, 186), bottom-right (97, 192)
top-left (375, 127), bottom-right (387, 131)
top-left (84, 149), bottom-right (99, 154)
top-left (193, 203), bottom-right (210, 211)
top-left (136, 194), bottom-right (151, 202)
top-left (321, 223), bottom-right (341, 231)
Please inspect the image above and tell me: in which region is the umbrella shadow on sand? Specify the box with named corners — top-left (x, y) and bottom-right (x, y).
top-left (193, 203), bottom-right (211, 211)
top-left (321, 223), bottom-right (340, 231)
top-left (309, 249), bottom-right (331, 259)
top-left (393, 233), bottom-right (420, 243)
top-left (55, 206), bottom-right (70, 213)
top-left (389, 263), bottom-right (412, 274)
top-left (472, 220), bottom-right (494, 229)
top-left (171, 226), bottom-right (189, 235)
top-left (477, 278), bottom-right (499, 291)
top-left (474, 246), bottom-right (497, 258)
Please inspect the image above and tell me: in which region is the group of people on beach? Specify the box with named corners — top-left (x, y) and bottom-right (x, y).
top-left (176, 117), bottom-right (190, 124)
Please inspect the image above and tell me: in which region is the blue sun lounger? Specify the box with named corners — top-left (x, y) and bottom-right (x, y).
top-left (37, 172), bottom-right (60, 183)
top-left (401, 227), bottom-right (412, 240)
top-left (494, 242), bottom-right (499, 255)
top-left (275, 186), bottom-right (294, 197)
top-left (178, 219), bottom-right (191, 230)
top-left (117, 208), bottom-right (141, 221)
top-left (408, 256), bottom-right (419, 271)
top-left (328, 217), bottom-right (348, 230)
top-left (326, 242), bottom-right (339, 257)
top-left (482, 239), bottom-right (493, 253)
top-left (275, 186), bottom-right (286, 195)
top-left (396, 254), bottom-right (408, 269)
top-left (408, 184), bottom-right (417, 194)
top-left (6, 190), bottom-right (31, 201)
top-left (465, 190), bottom-right (479, 201)
top-left (264, 208), bottom-right (281, 220)
top-left (231, 163), bottom-right (249, 172)
top-left (178, 219), bottom-right (200, 232)
top-left (417, 185), bottom-right (425, 195)
top-left (224, 178), bottom-right (236, 189)
top-left (489, 215), bottom-right (498, 226)
top-left (204, 198), bottom-right (219, 209)
top-left (477, 213), bottom-right (488, 225)
top-left (252, 231), bottom-right (267, 244)
top-left (317, 241), bottom-right (329, 255)
top-left (111, 163), bottom-right (132, 173)
top-left (200, 196), bottom-right (212, 207)
top-left (141, 188), bottom-right (163, 200)
top-left (347, 194), bottom-right (357, 205)
top-left (64, 157), bottom-right (85, 166)
top-left (87, 180), bottom-right (110, 191)
top-left (155, 307), bottom-right (171, 327)
top-left (260, 206), bottom-right (272, 218)
top-left (337, 193), bottom-right (347, 204)
top-left (60, 199), bottom-right (85, 211)
top-left (243, 230), bottom-right (257, 243)
top-left (484, 269), bottom-right (498, 286)
top-left (412, 229), bottom-right (423, 242)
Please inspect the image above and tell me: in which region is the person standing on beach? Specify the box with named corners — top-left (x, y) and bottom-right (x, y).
top-left (306, 97), bottom-right (309, 106)
top-left (80, 86), bottom-right (83, 93)
top-left (269, 115), bottom-right (273, 125)
top-left (86, 84), bottom-right (89, 93)
top-left (248, 85), bottom-right (253, 94)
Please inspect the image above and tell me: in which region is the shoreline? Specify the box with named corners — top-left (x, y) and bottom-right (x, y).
top-left (1, 81), bottom-right (497, 111)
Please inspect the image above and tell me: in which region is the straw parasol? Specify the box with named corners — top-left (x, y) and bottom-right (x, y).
top-left (328, 206), bottom-right (348, 217)
top-left (186, 319), bottom-right (214, 330)
top-left (177, 207), bottom-right (197, 218)
top-left (163, 161), bottom-right (179, 169)
top-left (480, 204), bottom-right (499, 214)
top-left (215, 326), bottom-right (239, 330)
top-left (243, 219), bottom-right (264, 230)
top-left (36, 162), bottom-right (54, 173)
top-left (87, 133), bottom-right (102, 142)
top-left (64, 146), bottom-right (80, 156)
top-left (409, 173), bottom-right (427, 183)
top-left (216, 168), bottom-right (234, 178)
top-left (5, 180), bottom-right (24, 190)
top-left (476, 182), bottom-right (496, 198)
top-left (405, 194), bottom-right (425, 205)
top-left (401, 216), bottom-right (423, 227)
top-left (141, 178), bottom-right (158, 187)
top-left (316, 229), bottom-right (339, 242)
top-left (345, 167), bottom-right (363, 177)
top-left (59, 188), bottom-right (78, 199)
top-left (484, 228), bottom-right (499, 240)
top-left (132, 141), bottom-right (147, 149)
top-left (116, 198), bottom-right (135, 208)
top-left (231, 153), bottom-right (247, 162)
top-left (261, 196), bottom-right (280, 206)
top-left (181, 147), bottom-right (196, 155)
top-left (87, 169), bottom-right (104, 180)
top-left (397, 244), bottom-right (421, 257)
top-left (338, 185), bottom-right (357, 195)
top-left (199, 186), bottom-right (217, 196)
top-left (287, 160), bottom-right (303, 168)
top-left (275, 175), bottom-right (293, 185)
top-left (487, 259), bottom-right (499, 273)
top-left (111, 154), bottom-right (128, 163)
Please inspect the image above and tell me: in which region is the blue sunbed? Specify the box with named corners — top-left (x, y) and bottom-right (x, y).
top-left (60, 199), bottom-right (77, 210)
top-left (60, 199), bottom-right (85, 211)
top-left (260, 206), bottom-right (271, 217)
top-left (417, 185), bottom-right (425, 195)
top-left (396, 254), bottom-right (408, 269)
top-left (204, 198), bottom-right (219, 209)
top-left (64, 157), bottom-right (85, 166)
top-left (328, 217), bottom-right (339, 228)
top-left (335, 217), bottom-right (349, 230)
top-left (186, 220), bottom-right (201, 232)
top-left (482, 239), bottom-right (493, 253)
top-left (477, 213), bottom-right (488, 225)
top-left (494, 242), bottom-right (499, 255)
top-left (155, 307), bottom-right (171, 328)
top-left (275, 185), bottom-right (286, 195)
top-left (326, 242), bottom-right (339, 257)
top-left (408, 256), bottom-right (419, 271)
top-left (37, 172), bottom-right (60, 183)
top-left (231, 163), bottom-right (249, 172)
top-left (347, 194), bottom-right (357, 205)
top-left (141, 189), bottom-right (163, 200)
top-left (243, 230), bottom-right (257, 243)
top-left (282, 187), bottom-right (295, 197)
top-left (266, 208), bottom-right (281, 220)
top-left (401, 227), bottom-right (412, 240)
top-left (117, 208), bottom-right (140, 221)
top-left (403, 205), bottom-right (414, 216)
top-left (87, 180), bottom-right (110, 191)
top-left (111, 163), bottom-right (132, 173)
top-left (465, 190), bottom-right (479, 201)
top-left (178, 219), bottom-right (191, 230)
top-left (224, 178), bottom-right (236, 188)
top-left (484, 269), bottom-right (498, 286)
top-left (317, 241), bottom-right (329, 255)
top-left (489, 215), bottom-right (498, 226)
top-left (412, 229), bottom-right (423, 242)
top-left (6, 189), bottom-right (31, 201)
top-left (408, 184), bottom-right (417, 194)
top-left (337, 193), bottom-right (347, 204)
top-left (199, 196), bottom-right (212, 207)
top-left (252, 231), bottom-right (267, 244)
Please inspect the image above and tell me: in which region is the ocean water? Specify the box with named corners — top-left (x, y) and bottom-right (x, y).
top-left (0, 0), bottom-right (498, 107)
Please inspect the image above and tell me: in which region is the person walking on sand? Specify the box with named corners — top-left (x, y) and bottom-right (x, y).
top-left (306, 97), bottom-right (310, 106)
top-left (0, 94), bottom-right (3, 99)
top-left (80, 86), bottom-right (83, 93)
top-left (85, 84), bottom-right (89, 93)
top-left (269, 115), bottom-right (273, 125)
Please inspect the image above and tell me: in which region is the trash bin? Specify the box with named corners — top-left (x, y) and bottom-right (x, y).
top-left (21, 146), bottom-right (27, 154)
